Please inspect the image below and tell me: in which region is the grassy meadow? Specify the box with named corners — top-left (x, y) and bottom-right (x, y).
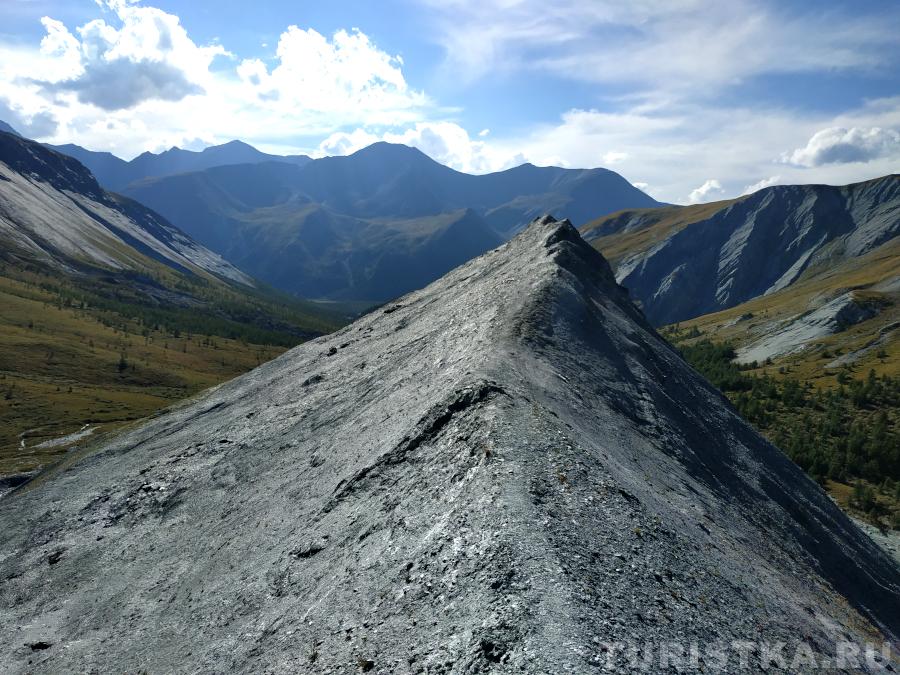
top-left (0, 268), bottom-right (340, 477)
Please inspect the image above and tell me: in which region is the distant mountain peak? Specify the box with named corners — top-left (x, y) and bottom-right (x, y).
top-left (50, 138), bottom-right (312, 191)
top-left (217, 139), bottom-right (254, 149)
top-left (350, 141), bottom-right (435, 162)
top-left (0, 119), bottom-right (21, 137)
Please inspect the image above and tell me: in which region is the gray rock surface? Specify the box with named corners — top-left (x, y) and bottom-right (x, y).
top-left (1, 217), bottom-right (898, 673)
top-left (0, 130), bottom-right (253, 285)
top-left (591, 175), bottom-right (899, 325)
top-left (735, 291), bottom-right (883, 364)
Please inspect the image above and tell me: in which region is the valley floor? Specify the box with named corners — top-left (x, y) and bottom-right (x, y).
top-left (0, 273), bottom-right (288, 478)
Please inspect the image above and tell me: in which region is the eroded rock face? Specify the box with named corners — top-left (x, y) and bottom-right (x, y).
top-left (1, 217), bottom-right (898, 673)
top-left (735, 291), bottom-right (884, 364)
top-left (0, 130), bottom-right (253, 286)
top-left (599, 176), bottom-right (899, 325)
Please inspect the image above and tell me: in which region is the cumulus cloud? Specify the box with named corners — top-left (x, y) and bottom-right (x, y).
top-left (782, 127), bottom-right (900, 167)
top-left (687, 179), bottom-right (724, 204)
top-left (0, 1), bottom-right (433, 157)
top-left (31, 1), bottom-right (227, 110)
top-left (384, 122), bottom-right (499, 172)
top-left (237, 26), bottom-right (426, 122)
top-left (317, 128), bottom-right (379, 156)
top-left (52, 60), bottom-right (203, 111)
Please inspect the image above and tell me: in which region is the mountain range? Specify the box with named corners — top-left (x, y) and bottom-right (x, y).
top-left (122, 142), bottom-right (660, 301)
top-left (46, 140), bottom-right (311, 192)
top-left (1, 217), bottom-right (896, 673)
top-left (2, 121), bottom-right (659, 302)
top-left (583, 176), bottom-right (899, 372)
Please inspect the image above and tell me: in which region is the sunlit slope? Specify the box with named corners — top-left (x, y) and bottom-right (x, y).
top-left (671, 237), bottom-right (900, 382)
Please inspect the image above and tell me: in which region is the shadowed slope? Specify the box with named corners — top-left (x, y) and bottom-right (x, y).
top-left (123, 142), bottom-right (660, 301)
top-left (583, 175), bottom-right (899, 326)
top-left (0, 217), bottom-right (897, 673)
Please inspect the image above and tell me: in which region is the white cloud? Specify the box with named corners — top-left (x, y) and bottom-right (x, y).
top-left (0, 2), bottom-right (433, 158)
top-left (38, 17), bottom-right (82, 80)
top-left (383, 122), bottom-right (500, 172)
top-left (687, 179), bottom-right (724, 204)
top-left (602, 151), bottom-right (628, 165)
top-left (33, 1), bottom-right (228, 110)
top-left (782, 127), bottom-right (900, 167)
top-left (317, 128), bottom-right (380, 156)
top-left (419, 0), bottom-right (897, 92)
top-left (742, 175), bottom-right (781, 195)
top-left (237, 26), bottom-right (426, 123)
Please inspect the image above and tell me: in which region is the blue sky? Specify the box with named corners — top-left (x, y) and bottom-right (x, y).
top-left (0, 0), bottom-right (898, 203)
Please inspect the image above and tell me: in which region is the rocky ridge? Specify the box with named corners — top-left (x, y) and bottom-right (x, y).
top-left (583, 175), bottom-right (899, 326)
top-left (0, 217), bottom-right (897, 673)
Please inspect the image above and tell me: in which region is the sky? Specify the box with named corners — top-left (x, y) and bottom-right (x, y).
top-left (0, 0), bottom-right (898, 204)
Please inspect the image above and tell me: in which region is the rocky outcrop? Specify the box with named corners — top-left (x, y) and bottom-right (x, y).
top-left (735, 291), bottom-right (886, 364)
top-left (1, 217), bottom-right (897, 673)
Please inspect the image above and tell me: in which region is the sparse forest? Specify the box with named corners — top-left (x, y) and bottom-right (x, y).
top-left (673, 336), bottom-right (900, 528)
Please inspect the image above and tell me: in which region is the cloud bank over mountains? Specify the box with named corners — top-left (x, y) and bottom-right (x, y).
top-left (0, 0), bottom-right (897, 204)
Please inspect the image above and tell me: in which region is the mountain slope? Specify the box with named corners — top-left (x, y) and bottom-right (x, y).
top-left (1, 130), bottom-right (252, 285)
top-left (47, 139), bottom-right (311, 192)
top-left (1, 217), bottom-right (896, 673)
top-left (0, 130), bottom-right (340, 477)
top-left (0, 120), bottom-right (21, 137)
top-left (584, 177), bottom-right (900, 526)
top-left (582, 175), bottom-right (900, 326)
top-left (124, 142), bottom-right (659, 301)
